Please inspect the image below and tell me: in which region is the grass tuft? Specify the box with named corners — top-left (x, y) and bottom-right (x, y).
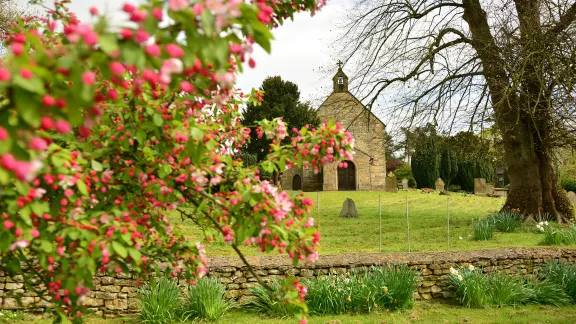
top-left (538, 261), bottom-right (576, 302)
top-left (137, 277), bottom-right (182, 324)
top-left (245, 280), bottom-right (301, 317)
top-left (472, 219), bottom-right (495, 241)
top-left (182, 278), bottom-right (234, 321)
top-left (487, 211), bottom-right (520, 233)
top-left (539, 224), bottom-right (576, 246)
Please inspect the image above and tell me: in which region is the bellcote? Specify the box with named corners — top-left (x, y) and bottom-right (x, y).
top-left (332, 61), bottom-right (348, 93)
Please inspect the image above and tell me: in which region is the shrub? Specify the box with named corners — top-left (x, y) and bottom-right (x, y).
top-left (472, 219), bottom-right (494, 240)
top-left (246, 280), bottom-right (301, 317)
top-left (448, 184), bottom-right (461, 192)
top-left (304, 265), bottom-right (418, 315)
top-left (561, 178), bottom-right (576, 192)
top-left (0, 310), bottom-right (26, 322)
top-left (487, 211), bottom-right (520, 232)
top-left (538, 261), bottom-right (576, 302)
top-left (396, 165), bottom-right (417, 188)
top-left (138, 278), bottom-right (182, 324)
top-left (182, 278), bottom-right (234, 321)
top-left (539, 223), bottom-right (576, 245)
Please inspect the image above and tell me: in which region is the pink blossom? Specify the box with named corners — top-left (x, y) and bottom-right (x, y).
top-left (4, 220), bottom-right (14, 229)
top-left (31, 228), bottom-right (40, 238)
top-left (0, 68), bottom-right (10, 81)
top-left (109, 62), bottom-right (125, 76)
top-left (29, 137), bottom-right (48, 151)
top-left (152, 8), bottom-right (163, 20)
top-left (1, 153), bottom-right (16, 170)
top-left (83, 31), bottom-right (99, 46)
top-left (145, 44), bottom-right (161, 57)
top-left (166, 44), bottom-right (184, 58)
top-left (55, 120), bottom-right (72, 134)
top-left (192, 3), bottom-right (203, 15)
top-left (169, 0), bottom-right (189, 11)
top-left (135, 30), bottom-right (150, 44)
top-left (0, 127), bottom-right (8, 141)
top-left (12, 42), bottom-right (23, 56)
top-left (82, 71), bottom-right (96, 85)
top-left (305, 217), bottom-right (314, 228)
top-left (89, 6), bottom-right (98, 15)
top-left (10, 240), bottom-right (29, 251)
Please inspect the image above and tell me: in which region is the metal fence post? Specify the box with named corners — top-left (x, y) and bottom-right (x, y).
top-left (379, 195), bottom-right (382, 253)
top-left (406, 195), bottom-right (411, 252)
top-left (447, 197), bottom-right (451, 251)
top-left (317, 191), bottom-right (320, 235)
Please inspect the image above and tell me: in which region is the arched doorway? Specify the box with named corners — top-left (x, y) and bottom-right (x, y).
top-left (292, 174), bottom-right (302, 191)
top-left (338, 160), bottom-right (356, 191)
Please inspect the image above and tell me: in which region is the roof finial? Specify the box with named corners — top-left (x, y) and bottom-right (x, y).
top-left (337, 60), bottom-right (344, 69)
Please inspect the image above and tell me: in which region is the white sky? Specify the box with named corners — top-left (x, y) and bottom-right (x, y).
top-left (17, 0), bottom-right (351, 105)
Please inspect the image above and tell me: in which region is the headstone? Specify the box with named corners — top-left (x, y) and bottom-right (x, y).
top-left (385, 174), bottom-right (398, 192)
top-left (340, 198), bottom-right (359, 218)
top-left (485, 183), bottom-right (495, 195)
top-left (474, 178), bottom-right (487, 195)
top-left (402, 178), bottom-right (409, 189)
top-left (568, 191), bottom-right (576, 207)
top-left (435, 178), bottom-right (445, 192)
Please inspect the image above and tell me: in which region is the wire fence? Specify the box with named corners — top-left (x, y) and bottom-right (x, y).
top-left (310, 191), bottom-right (495, 254)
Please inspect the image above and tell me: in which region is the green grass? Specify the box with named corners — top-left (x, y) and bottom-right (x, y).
top-left (169, 191), bottom-right (566, 255)
top-left (15, 302), bottom-right (576, 323)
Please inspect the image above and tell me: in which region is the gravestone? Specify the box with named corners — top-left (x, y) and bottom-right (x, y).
top-left (568, 191), bottom-right (576, 207)
top-left (402, 178), bottom-right (409, 189)
top-left (435, 178), bottom-right (445, 192)
top-left (474, 178), bottom-right (487, 196)
top-left (340, 198), bottom-right (359, 218)
top-left (385, 174), bottom-right (398, 192)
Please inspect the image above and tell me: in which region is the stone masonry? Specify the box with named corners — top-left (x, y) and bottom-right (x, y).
top-left (1, 247), bottom-right (574, 317)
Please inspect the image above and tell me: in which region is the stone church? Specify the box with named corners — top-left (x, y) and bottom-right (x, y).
top-left (281, 65), bottom-right (392, 192)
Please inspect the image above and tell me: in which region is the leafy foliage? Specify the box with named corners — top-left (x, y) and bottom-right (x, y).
top-left (241, 76), bottom-right (320, 162)
top-left (439, 150), bottom-right (458, 187)
top-left (538, 261), bottom-right (576, 303)
top-left (539, 224), bottom-right (576, 246)
top-left (137, 278), bottom-right (182, 324)
top-left (395, 164), bottom-right (416, 188)
top-left (182, 278), bottom-right (234, 321)
top-left (561, 178), bottom-right (576, 192)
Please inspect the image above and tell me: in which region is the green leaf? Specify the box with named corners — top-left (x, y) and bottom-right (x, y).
top-left (112, 241), bottom-right (128, 258)
top-left (14, 181), bottom-right (29, 196)
top-left (98, 34), bottom-right (119, 55)
top-left (30, 201), bottom-right (49, 216)
top-left (41, 240), bottom-right (53, 253)
top-left (14, 88), bottom-right (41, 127)
top-left (91, 160), bottom-right (103, 172)
top-left (0, 168), bottom-right (9, 185)
top-left (0, 232), bottom-right (10, 251)
top-left (76, 180), bottom-right (88, 196)
top-left (14, 75), bottom-right (46, 95)
top-left (128, 248), bottom-right (142, 262)
top-left (191, 127), bottom-right (203, 141)
top-left (136, 129), bottom-right (146, 146)
top-left (153, 114), bottom-right (163, 127)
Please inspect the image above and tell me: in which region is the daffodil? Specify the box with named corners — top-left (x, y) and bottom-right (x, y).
top-left (458, 275), bottom-right (463, 281)
top-left (347, 295), bottom-right (351, 302)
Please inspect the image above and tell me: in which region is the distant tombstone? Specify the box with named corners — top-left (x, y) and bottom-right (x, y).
top-left (568, 191), bottom-right (576, 207)
top-left (474, 178), bottom-right (487, 195)
top-left (340, 198), bottom-right (359, 218)
top-left (386, 174), bottom-right (398, 192)
top-left (402, 178), bottom-right (409, 189)
top-left (485, 183), bottom-right (495, 195)
top-left (435, 178), bottom-right (445, 192)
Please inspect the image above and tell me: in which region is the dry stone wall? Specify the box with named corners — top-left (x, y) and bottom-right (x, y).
top-left (1, 247), bottom-right (575, 317)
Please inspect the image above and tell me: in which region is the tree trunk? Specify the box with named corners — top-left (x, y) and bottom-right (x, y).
top-left (501, 121), bottom-right (574, 222)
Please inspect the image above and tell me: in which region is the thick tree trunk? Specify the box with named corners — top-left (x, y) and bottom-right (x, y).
top-left (501, 122), bottom-right (574, 222)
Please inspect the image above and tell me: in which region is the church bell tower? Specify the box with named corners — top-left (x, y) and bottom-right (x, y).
top-left (332, 60), bottom-right (348, 93)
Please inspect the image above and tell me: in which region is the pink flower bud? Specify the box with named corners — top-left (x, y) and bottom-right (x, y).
top-left (54, 120), bottom-right (72, 134)
top-left (135, 30), bottom-right (150, 44)
top-left (12, 42), bottom-right (23, 56)
top-left (42, 95), bottom-right (55, 106)
top-left (83, 31), bottom-right (99, 46)
top-left (109, 62), bottom-right (125, 76)
top-left (169, 0), bottom-right (189, 11)
top-left (31, 228), bottom-right (40, 238)
top-left (166, 44), bottom-right (184, 58)
top-left (152, 8), bottom-right (163, 20)
top-left (0, 127), bottom-right (8, 141)
top-left (82, 71), bottom-right (96, 85)
top-left (29, 137), bottom-right (48, 151)
top-left (1, 153), bottom-right (16, 170)
top-left (4, 220), bottom-right (14, 229)
top-left (145, 44), bottom-right (161, 57)
top-left (0, 68), bottom-right (10, 81)
top-left (20, 68), bottom-right (32, 79)
top-left (41, 117), bottom-right (54, 130)
top-left (122, 3), bottom-right (136, 13)
top-left (89, 6), bottom-right (98, 15)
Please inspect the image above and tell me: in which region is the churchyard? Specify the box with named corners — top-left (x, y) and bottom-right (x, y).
top-left (169, 190), bottom-right (572, 256)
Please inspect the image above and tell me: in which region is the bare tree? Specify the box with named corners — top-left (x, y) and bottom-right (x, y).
top-left (335, 0), bottom-right (576, 222)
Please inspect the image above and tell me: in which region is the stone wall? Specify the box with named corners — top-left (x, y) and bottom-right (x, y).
top-left (1, 247), bottom-right (575, 317)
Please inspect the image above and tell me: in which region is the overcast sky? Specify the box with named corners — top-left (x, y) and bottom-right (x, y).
top-left (17, 0), bottom-right (351, 104)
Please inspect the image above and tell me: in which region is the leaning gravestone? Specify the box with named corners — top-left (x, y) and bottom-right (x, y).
top-left (568, 191), bottom-right (576, 207)
top-left (340, 198), bottom-right (359, 218)
top-left (435, 178), bottom-right (445, 192)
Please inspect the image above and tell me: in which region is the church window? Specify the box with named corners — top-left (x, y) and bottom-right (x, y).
top-left (338, 77), bottom-right (344, 84)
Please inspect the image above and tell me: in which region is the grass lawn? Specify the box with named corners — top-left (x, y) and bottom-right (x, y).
top-left (167, 191), bottom-right (567, 256)
top-left (13, 302), bottom-right (576, 323)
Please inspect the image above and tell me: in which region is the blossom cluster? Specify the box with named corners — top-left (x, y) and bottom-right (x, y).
top-left (0, 0), bottom-right (347, 322)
